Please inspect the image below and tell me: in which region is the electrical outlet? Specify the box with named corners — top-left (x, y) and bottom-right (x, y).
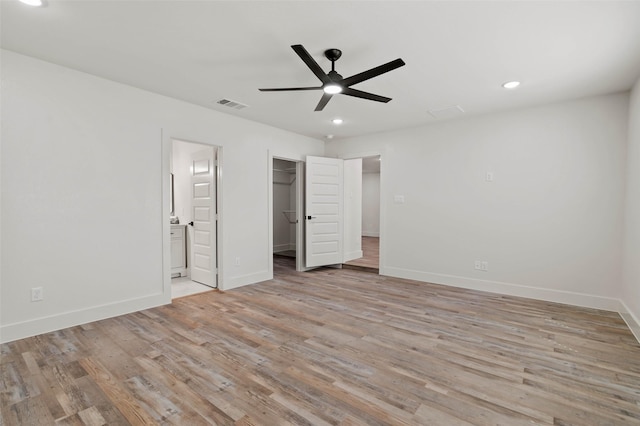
top-left (474, 261), bottom-right (482, 270)
top-left (235, 257), bottom-right (241, 266)
top-left (481, 261), bottom-right (489, 271)
top-left (485, 172), bottom-right (494, 182)
top-left (31, 287), bottom-right (44, 302)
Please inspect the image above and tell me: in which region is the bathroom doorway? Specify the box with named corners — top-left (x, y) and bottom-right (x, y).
top-left (170, 139), bottom-right (221, 298)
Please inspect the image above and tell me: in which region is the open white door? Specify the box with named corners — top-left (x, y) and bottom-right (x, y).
top-left (305, 156), bottom-right (344, 268)
top-left (190, 148), bottom-right (217, 287)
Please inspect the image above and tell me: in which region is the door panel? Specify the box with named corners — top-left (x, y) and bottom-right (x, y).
top-left (305, 156), bottom-right (343, 268)
top-left (193, 182), bottom-right (211, 198)
top-left (190, 148), bottom-right (217, 287)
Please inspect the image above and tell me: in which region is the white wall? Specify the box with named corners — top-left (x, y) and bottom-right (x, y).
top-left (0, 50), bottom-right (324, 343)
top-left (327, 93), bottom-right (629, 311)
top-left (622, 77), bottom-right (640, 339)
top-left (2, 49), bottom-right (636, 344)
top-left (343, 158), bottom-right (363, 262)
top-left (362, 172), bottom-right (380, 237)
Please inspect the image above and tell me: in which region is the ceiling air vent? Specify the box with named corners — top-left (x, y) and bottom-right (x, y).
top-left (216, 98), bottom-right (248, 110)
top-left (428, 105), bottom-right (465, 120)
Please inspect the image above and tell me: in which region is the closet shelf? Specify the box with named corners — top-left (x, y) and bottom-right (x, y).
top-left (282, 210), bottom-right (297, 224)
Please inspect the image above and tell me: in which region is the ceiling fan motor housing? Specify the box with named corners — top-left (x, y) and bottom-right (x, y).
top-left (328, 70), bottom-right (343, 81)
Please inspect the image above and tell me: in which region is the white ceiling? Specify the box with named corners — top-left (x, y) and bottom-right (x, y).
top-left (3, 0), bottom-right (640, 141)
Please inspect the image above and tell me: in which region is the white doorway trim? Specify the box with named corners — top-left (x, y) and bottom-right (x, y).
top-left (162, 134), bottom-right (223, 300)
top-left (338, 151), bottom-right (384, 274)
top-left (268, 151), bottom-right (307, 275)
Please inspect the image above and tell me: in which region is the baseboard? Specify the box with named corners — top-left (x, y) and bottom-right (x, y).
top-left (0, 293), bottom-right (170, 344)
top-left (362, 232), bottom-right (379, 237)
top-left (223, 270), bottom-right (271, 291)
top-left (381, 266), bottom-right (624, 312)
top-left (619, 301), bottom-right (640, 344)
top-left (343, 250), bottom-right (364, 263)
top-left (273, 244), bottom-right (296, 254)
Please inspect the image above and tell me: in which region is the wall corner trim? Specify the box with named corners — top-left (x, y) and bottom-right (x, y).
top-left (223, 270), bottom-right (271, 291)
top-left (344, 250), bottom-right (364, 263)
top-left (619, 301), bottom-right (640, 344)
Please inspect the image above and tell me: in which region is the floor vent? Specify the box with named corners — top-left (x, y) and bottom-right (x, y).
top-left (216, 98), bottom-right (248, 110)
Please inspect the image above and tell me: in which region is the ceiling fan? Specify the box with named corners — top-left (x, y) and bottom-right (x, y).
top-left (259, 44), bottom-right (405, 111)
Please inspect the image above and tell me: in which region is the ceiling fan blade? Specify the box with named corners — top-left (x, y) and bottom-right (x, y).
top-left (314, 93), bottom-right (333, 111)
top-left (342, 87), bottom-right (391, 103)
top-left (341, 58), bottom-right (405, 87)
top-left (259, 86), bottom-right (322, 91)
top-left (292, 44), bottom-right (331, 84)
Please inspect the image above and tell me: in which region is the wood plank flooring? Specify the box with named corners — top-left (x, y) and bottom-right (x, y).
top-left (344, 237), bottom-right (379, 271)
top-left (2, 256), bottom-right (640, 425)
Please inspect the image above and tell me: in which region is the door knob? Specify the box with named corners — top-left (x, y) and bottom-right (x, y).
top-left (307, 216), bottom-right (317, 220)
top-left (188, 221), bottom-right (194, 226)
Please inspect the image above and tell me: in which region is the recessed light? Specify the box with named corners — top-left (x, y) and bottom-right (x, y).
top-left (332, 118), bottom-right (343, 125)
top-left (19, 0), bottom-right (43, 6)
top-left (502, 81), bottom-right (521, 89)
top-left (325, 134), bottom-right (334, 139)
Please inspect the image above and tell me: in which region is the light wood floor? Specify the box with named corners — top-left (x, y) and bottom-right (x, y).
top-left (344, 237), bottom-right (379, 271)
top-left (2, 256), bottom-right (640, 425)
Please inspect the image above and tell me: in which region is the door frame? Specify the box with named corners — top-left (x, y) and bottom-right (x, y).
top-left (162, 136), bottom-right (223, 299)
top-left (268, 151), bottom-right (308, 275)
top-left (338, 151), bottom-right (384, 274)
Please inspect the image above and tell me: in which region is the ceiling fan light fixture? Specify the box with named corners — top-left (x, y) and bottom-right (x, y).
top-left (332, 118), bottom-right (343, 125)
top-left (502, 81), bottom-right (521, 89)
top-left (323, 83), bottom-right (343, 95)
